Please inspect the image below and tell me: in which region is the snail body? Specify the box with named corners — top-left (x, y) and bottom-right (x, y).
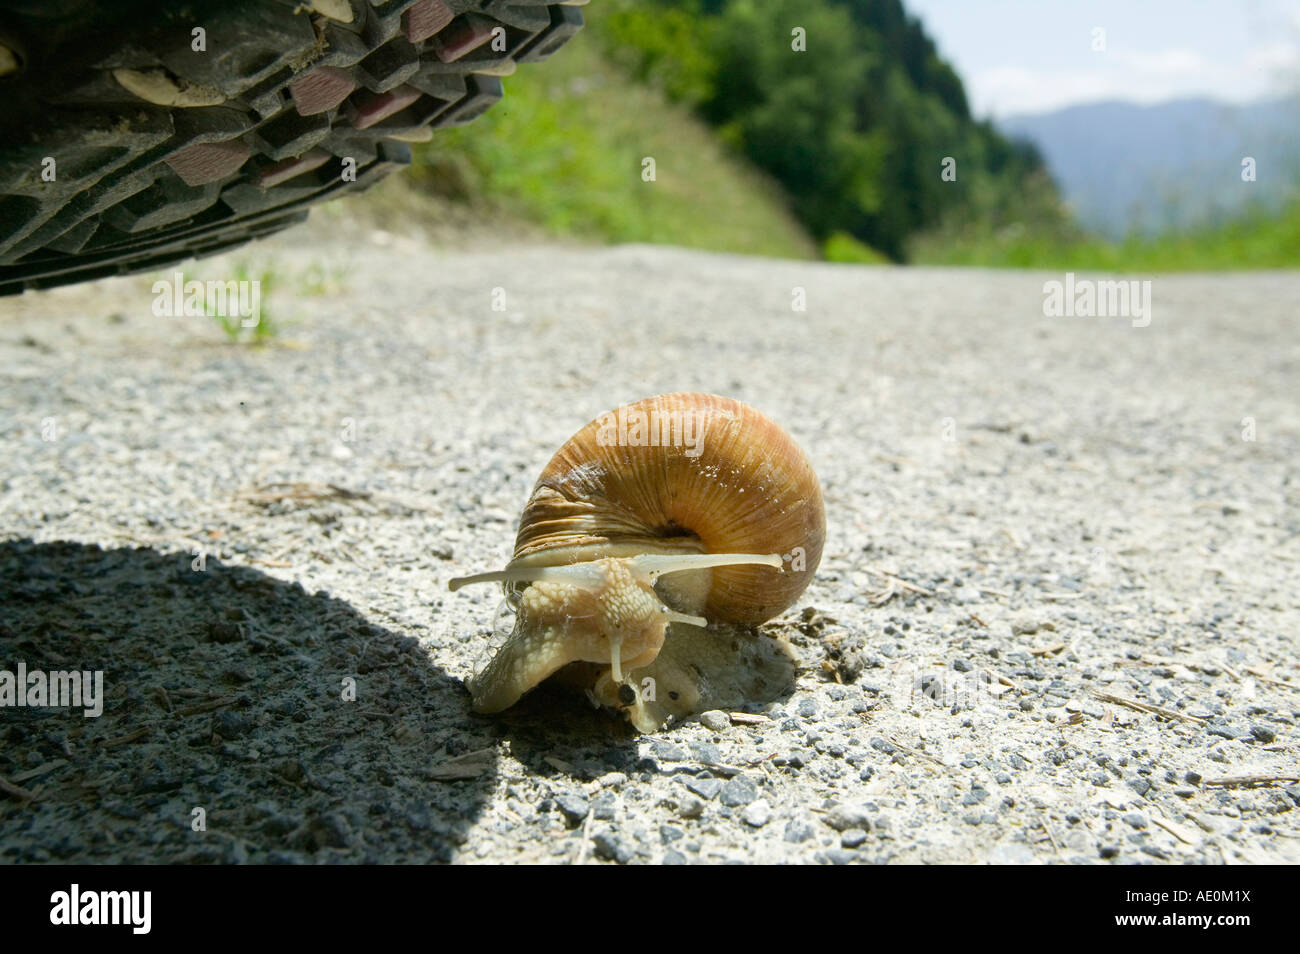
top-left (450, 392), bottom-right (825, 731)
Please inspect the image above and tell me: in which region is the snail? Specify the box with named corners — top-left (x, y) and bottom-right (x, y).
top-left (449, 392), bottom-right (825, 732)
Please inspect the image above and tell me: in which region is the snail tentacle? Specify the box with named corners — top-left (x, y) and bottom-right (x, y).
top-left (662, 607), bottom-right (708, 628)
top-left (448, 562), bottom-right (607, 592)
top-left (624, 551), bottom-right (784, 582)
top-left (449, 551), bottom-right (783, 594)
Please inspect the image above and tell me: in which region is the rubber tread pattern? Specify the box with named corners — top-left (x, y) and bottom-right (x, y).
top-left (0, 0), bottom-right (582, 294)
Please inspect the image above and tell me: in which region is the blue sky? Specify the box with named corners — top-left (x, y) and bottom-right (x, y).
top-left (902, 0), bottom-right (1300, 117)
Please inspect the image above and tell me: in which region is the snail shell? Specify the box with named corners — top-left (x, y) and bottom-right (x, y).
top-left (450, 392), bottom-right (825, 731)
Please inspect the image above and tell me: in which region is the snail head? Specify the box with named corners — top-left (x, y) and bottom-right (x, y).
top-left (449, 552), bottom-right (782, 714)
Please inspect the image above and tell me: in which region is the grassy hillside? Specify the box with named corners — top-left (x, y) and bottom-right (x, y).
top-left (402, 29), bottom-right (817, 260)
top-left (909, 200), bottom-right (1300, 271)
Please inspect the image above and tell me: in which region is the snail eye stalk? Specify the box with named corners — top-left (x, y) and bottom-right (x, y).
top-left (448, 551), bottom-right (782, 594)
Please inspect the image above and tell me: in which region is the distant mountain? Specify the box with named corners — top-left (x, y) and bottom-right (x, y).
top-left (999, 97), bottom-right (1300, 237)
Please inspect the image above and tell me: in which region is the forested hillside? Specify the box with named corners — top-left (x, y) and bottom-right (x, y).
top-left (591, 0), bottom-right (1070, 259)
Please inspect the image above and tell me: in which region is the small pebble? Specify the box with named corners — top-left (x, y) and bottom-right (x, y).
top-left (824, 803), bottom-right (872, 832)
top-left (683, 777), bottom-right (722, 801)
top-left (719, 776), bottom-right (758, 808)
top-left (592, 831), bottom-right (633, 864)
top-left (741, 800), bottom-right (772, 827)
top-left (554, 794), bottom-right (589, 826)
top-left (591, 793), bottom-right (617, 821)
top-left (651, 741), bottom-right (688, 763)
top-left (699, 710), bottom-right (730, 732)
top-left (840, 828), bottom-right (868, 848)
top-left (783, 819), bottom-right (814, 843)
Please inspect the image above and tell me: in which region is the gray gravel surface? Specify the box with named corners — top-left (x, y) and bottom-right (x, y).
top-left (2, 230), bottom-right (1298, 864)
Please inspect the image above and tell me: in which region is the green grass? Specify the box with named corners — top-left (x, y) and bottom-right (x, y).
top-left (180, 256), bottom-right (347, 345)
top-left (910, 201), bottom-right (1300, 271)
top-left (203, 262), bottom-right (280, 344)
top-left (404, 28), bottom-right (817, 260)
top-left (823, 230), bottom-right (891, 265)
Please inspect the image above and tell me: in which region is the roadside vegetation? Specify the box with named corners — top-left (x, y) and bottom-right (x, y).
top-left (378, 0), bottom-right (1298, 271)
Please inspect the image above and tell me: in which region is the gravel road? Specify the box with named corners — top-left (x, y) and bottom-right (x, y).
top-left (2, 229), bottom-right (1298, 864)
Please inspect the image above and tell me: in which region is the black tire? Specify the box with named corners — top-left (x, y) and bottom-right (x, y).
top-left (0, 0), bottom-right (584, 295)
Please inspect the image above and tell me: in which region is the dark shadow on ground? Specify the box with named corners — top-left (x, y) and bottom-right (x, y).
top-left (488, 643), bottom-right (800, 784)
top-left (489, 684), bottom-right (649, 782)
top-left (0, 538), bottom-right (494, 863)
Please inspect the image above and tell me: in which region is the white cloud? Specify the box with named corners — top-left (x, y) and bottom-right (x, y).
top-left (1112, 48), bottom-right (1207, 75)
top-left (974, 67), bottom-right (1119, 115)
top-left (1245, 40), bottom-right (1300, 72)
top-left (974, 42), bottom-right (1300, 117)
